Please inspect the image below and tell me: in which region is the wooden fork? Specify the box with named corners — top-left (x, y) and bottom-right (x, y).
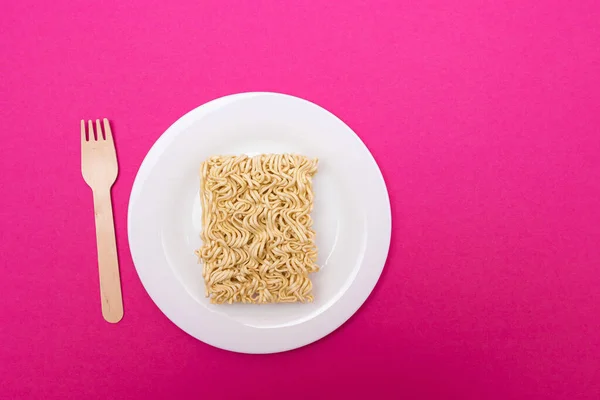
top-left (81, 119), bottom-right (123, 323)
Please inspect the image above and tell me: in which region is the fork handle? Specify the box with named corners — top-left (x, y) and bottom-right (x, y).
top-left (92, 188), bottom-right (124, 323)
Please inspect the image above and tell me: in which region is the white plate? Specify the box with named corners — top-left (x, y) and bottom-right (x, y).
top-left (128, 92), bottom-right (391, 353)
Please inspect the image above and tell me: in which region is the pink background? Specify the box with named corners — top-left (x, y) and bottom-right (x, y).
top-left (1, 0), bottom-right (599, 399)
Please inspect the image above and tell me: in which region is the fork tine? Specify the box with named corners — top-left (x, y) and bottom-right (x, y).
top-left (95, 119), bottom-right (104, 140)
top-left (103, 118), bottom-right (113, 142)
top-left (88, 120), bottom-right (95, 141)
top-left (81, 120), bottom-right (87, 142)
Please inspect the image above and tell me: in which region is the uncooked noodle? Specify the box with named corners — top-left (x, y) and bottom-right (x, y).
top-left (195, 154), bottom-right (319, 304)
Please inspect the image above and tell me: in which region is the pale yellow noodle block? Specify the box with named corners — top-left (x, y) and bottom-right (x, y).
top-left (196, 154), bottom-right (319, 304)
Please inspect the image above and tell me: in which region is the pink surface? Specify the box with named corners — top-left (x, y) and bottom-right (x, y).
top-left (1, 0), bottom-right (599, 399)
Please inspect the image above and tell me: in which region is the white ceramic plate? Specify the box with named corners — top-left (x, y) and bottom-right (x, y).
top-left (128, 92), bottom-right (391, 353)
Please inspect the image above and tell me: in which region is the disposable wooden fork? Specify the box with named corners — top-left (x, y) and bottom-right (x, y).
top-left (81, 119), bottom-right (123, 323)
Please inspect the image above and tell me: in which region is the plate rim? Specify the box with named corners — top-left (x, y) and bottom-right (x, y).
top-left (127, 91), bottom-right (392, 353)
